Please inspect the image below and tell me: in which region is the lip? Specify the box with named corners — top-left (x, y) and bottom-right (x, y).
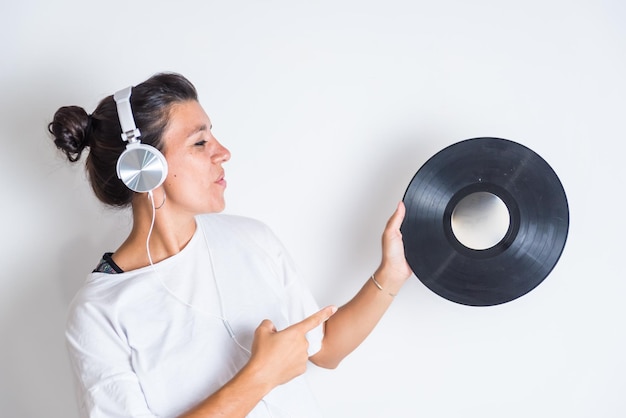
top-left (216, 172), bottom-right (226, 187)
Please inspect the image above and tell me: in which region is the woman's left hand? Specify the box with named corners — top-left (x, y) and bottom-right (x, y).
top-left (377, 201), bottom-right (413, 286)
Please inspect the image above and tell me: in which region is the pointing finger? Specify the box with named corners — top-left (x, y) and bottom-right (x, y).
top-left (292, 305), bottom-right (337, 333)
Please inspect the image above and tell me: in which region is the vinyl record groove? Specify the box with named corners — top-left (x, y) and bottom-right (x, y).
top-left (401, 137), bottom-right (569, 306)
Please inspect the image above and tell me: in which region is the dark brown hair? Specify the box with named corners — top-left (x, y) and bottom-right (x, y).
top-left (48, 72), bottom-right (198, 207)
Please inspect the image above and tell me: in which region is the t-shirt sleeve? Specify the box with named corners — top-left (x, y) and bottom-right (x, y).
top-left (66, 298), bottom-right (155, 418)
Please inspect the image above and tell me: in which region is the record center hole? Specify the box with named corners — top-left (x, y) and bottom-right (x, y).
top-left (451, 192), bottom-right (510, 250)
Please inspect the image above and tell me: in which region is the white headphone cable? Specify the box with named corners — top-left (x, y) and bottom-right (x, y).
top-left (145, 192), bottom-right (286, 416)
top-left (145, 191), bottom-right (251, 355)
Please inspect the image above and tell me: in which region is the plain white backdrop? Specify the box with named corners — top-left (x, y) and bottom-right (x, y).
top-left (1, 0), bottom-right (625, 416)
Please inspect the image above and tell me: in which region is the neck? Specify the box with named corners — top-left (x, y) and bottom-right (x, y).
top-left (112, 192), bottom-right (197, 271)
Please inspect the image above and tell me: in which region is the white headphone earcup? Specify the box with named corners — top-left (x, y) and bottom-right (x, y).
top-left (116, 143), bottom-right (168, 193)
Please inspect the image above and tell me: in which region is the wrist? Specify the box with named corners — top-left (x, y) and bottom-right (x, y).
top-left (370, 273), bottom-right (397, 297)
top-left (236, 360), bottom-right (275, 398)
top-left (371, 266), bottom-right (407, 297)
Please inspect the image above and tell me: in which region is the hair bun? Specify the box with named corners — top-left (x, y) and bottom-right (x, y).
top-left (48, 106), bottom-right (91, 162)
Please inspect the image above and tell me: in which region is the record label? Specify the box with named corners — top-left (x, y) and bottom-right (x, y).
top-left (401, 137), bottom-right (569, 306)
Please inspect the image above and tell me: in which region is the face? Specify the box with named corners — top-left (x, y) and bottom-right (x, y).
top-left (160, 100), bottom-right (231, 216)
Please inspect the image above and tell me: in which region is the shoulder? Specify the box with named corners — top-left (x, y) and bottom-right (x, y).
top-left (66, 269), bottom-right (158, 334)
top-left (65, 273), bottom-right (122, 346)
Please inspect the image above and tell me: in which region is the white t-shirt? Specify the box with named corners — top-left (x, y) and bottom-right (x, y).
top-left (66, 214), bottom-right (324, 417)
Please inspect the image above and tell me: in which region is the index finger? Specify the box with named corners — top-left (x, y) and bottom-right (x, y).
top-left (291, 305), bottom-right (337, 333)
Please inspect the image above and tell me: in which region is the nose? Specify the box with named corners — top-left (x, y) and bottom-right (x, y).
top-left (212, 138), bottom-right (231, 163)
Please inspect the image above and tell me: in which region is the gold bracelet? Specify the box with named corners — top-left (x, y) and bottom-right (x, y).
top-left (370, 274), bottom-right (397, 297)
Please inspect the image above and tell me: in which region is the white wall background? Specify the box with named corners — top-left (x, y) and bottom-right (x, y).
top-left (1, 0), bottom-right (624, 416)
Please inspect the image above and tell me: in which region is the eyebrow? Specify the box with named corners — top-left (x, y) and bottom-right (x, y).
top-left (186, 124), bottom-right (212, 139)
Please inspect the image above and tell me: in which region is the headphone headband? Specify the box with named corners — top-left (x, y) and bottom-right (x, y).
top-left (113, 87), bottom-right (141, 143)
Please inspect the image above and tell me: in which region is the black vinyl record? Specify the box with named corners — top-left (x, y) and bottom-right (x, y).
top-left (401, 137), bottom-right (569, 306)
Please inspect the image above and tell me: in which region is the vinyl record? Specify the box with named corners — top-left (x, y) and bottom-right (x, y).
top-left (401, 137), bottom-right (569, 306)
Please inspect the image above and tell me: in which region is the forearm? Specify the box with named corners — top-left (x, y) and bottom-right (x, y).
top-left (310, 267), bottom-right (404, 369)
top-left (178, 362), bottom-right (272, 418)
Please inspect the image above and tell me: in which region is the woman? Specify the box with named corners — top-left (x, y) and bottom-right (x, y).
top-left (49, 72), bottom-right (412, 417)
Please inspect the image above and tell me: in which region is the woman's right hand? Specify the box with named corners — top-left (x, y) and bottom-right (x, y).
top-left (247, 305), bottom-right (337, 387)
top-left (179, 307), bottom-right (337, 417)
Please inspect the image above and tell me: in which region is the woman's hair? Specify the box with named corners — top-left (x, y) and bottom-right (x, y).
top-left (48, 72), bottom-right (198, 207)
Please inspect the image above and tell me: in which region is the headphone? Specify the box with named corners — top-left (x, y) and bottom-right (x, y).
top-left (114, 86), bottom-right (168, 193)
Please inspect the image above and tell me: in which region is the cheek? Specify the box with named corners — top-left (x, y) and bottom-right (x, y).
top-left (164, 171), bottom-right (178, 188)
top-left (163, 168), bottom-right (192, 196)
top-left (164, 157), bottom-right (192, 185)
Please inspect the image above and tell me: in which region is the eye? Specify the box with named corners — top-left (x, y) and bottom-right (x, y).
top-left (194, 139), bottom-right (208, 147)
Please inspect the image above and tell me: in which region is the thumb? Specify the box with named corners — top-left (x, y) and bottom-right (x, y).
top-left (258, 319), bottom-right (277, 334)
top-left (387, 201), bottom-right (406, 231)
